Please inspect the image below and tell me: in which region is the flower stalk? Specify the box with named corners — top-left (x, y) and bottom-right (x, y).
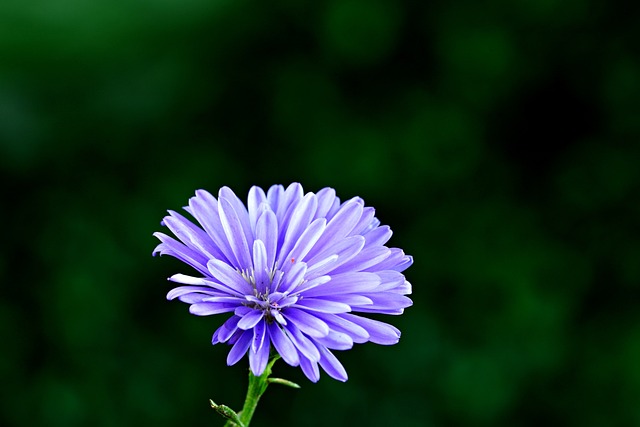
top-left (215, 355), bottom-right (299, 427)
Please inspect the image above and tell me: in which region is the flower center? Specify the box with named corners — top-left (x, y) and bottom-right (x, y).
top-left (239, 267), bottom-right (299, 325)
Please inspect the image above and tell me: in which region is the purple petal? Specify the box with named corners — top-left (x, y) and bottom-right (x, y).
top-left (217, 316), bottom-right (241, 343)
top-left (281, 218), bottom-right (326, 269)
top-left (306, 235), bottom-right (365, 278)
top-left (189, 302), bottom-right (237, 316)
top-left (247, 186), bottom-right (267, 233)
top-left (307, 199), bottom-right (364, 259)
top-left (169, 274), bottom-right (242, 296)
top-left (252, 239), bottom-right (270, 294)
top-left (249, 321), bottom-right (270, 376)
top-left (283, 307), bottom-right (329, 338)
top-left (311, 294), bottom-right (373, 306)
top-left (293, 298), bottom-right (351, 314)
top-left (227, 330), bottom-right (252, 365)
top-left (364, 248), bottom-right (412, 272)
top-left (276, 193), bottom-right (317, 269)
top-left (315, 330), bottom-right (354, 350)
top-left (219, 187), bottom-right (254, 241)
top-left (251, 319), bottom-right (267, 353)
top-left (272, 309), bottom-right (287, 326)
top-left (313, 187), bottom-right (336, 220)
top-left (291, 275), bottom-right (332, 294)
top-left (313, 313), bottom-right (370, 343)
top-left (304, 255), bottom-right (339, 280)
top-left (275, 183), bottom-right (304, 229)
top-left (350, 206), bottom-right (375, 236)
top-left (266, 184), bottom-right (284, 213)
top-left (177, 293), bottom-right (210, 304)
top-left (362, 225), bottom-right (392, 247)
top-left (330, 246), bottom-right (391, 274)
top-left (284, 323), bottom-right (321, 362)
top-left (255, 209), bottom-right (278, 271)
top-left (278, 261), bottom-right (307, 294)
top-left (301, 272), bottom-right (380, 298)
top-left (268, 322), bottom-right (300, 366)
top-left (187, 190), bottom-right (236, 265)
top-left (317, 345), bottom-right (348, 382)
top-left (299, 355), bottom-right (320, 382)
top-left (392, 254), bottom-right (414, 272)
top-left (340, 314), bottom-right (400, 345)
top-left (166, 285), bottom-right (222, 301)
top-left (353, 293), bottom-right (413, 312)
top-left (207, 259), bottom-right (255, 295)
top-left (153, 232), bottom-right (209, 275)
top-left (237, 310), bottom-right (264, 330)
top-left (202, 296), bottom-right (246, 304)
top-left (374, 271), bottom-right (405, 291)
top-left (163, 211), bottom-right (224, 260)
top-left (218, 196), bottom-right (253, 269)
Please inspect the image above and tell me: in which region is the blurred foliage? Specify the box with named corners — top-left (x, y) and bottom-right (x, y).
top-left (1, 0), bottom-right (639, 426)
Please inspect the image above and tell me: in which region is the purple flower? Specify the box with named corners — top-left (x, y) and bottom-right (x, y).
top-left (153, 183), bottom-right (413, 382)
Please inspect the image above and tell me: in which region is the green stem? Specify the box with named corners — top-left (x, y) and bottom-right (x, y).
top-left (223, 356), bottom-right (280, 427)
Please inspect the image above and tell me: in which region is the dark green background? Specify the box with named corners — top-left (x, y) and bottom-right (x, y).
top-left (1, 0), bottom-right (639, 426)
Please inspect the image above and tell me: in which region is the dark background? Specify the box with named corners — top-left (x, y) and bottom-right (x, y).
top-left (1, 1), bottom-right (639, 426)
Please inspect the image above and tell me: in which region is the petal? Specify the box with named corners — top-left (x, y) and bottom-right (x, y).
top-left (237, 310), bottom-right (264, 330)
top-left (293, 298), bottom-right (351, 314)
top-left (352, 293), bottom-right (413, 313)
top-left (227, 330), bottom-right (253, 366)
top-left (153, 232), bottom-right (209, 275)
top-left (340, 314), bottom-right (400, 345)
top-left (169, 274), bottom-right (242, 296)
top-left (313, 312), bottom-right (370, 343)
top-left (291, 274), bottom-right (332, 295)
top-left (277, 261), bottom-right (307, 294)
top-left (218, 195), bottom-right (253, 269)
top-left (268, 322), bottom-right (300, 366)
top-left (247, 186), bottom-right (267, 233)
top-left (255, 209), bottom-right (278, 271)
top-left (163, 210), bottom-right (225, 261)
top-left (313, 187), bottom-right (337, 220)
top-left (252, 239), bottom-right (270, 294)
top-left (251, 319), bottom-right (267, 353)
top-left (362, 225), bottom-right (392, 247)
top-left (306, 199), bottom-right (364, 259)
top-left (275, 183), bottom-right (304, 232)
top-left (218, 315), bottom-right (241, 343)
top-left (187, 190), bottom-right (236, 265)
top-left (283, 307), bottom-right (330, 338)
top-left (249, 320), bottom-right (270, 376)
top-left (266, 184), bottom-right (284, 213)
top-left (276, 193), bottom-right (317, 269)
top-left (306, 235), bottom-right (365, 278)
top-left (301, 272), bottom-right (380, 298)
top-left (166, 285), bottom-right (222, 301)
top-left (281, 218), bottom-right (326, 270)
top-left (299, 355), bottom-right (320, 383)
top-left (374, 271), bottom-right (405, 292)
top-left (304, 255), bottom-right (339, 280)
top-left (189, 302), bottom-right (237, 316)
top-left (284, 323), bottom-right (321, 362)
top-left (207, 259), bottom-right (255, 295)
top-left (364, 248), bottom-right (413, 272)
top-left (315, 330), bottom-right (354, 350)
top-left (317, 345), bottom-right (348, 382)
top-left (330, 246), bottom-right (391, 274)
top-left (313, 294), bottom-right (373, 306)
top-left (350, 206), bottom-right (376, 236)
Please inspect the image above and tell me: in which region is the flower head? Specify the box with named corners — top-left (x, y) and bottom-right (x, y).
top-left (153, 183), bottom-right (413, 382)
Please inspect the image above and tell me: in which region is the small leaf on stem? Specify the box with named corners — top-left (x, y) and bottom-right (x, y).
top-left (210, 399), bottom-right (245, 427)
